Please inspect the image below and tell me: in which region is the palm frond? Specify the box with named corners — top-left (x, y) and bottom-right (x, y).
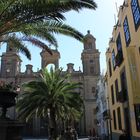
top-left (17, 67), bottom-right (83, 123)
top-left (3, 34), bottom-right (31, 60)
top-left (22, 36), bottom-right (53, 55)
top-left (33, 21), bottom-right (84, 41)
top-left (19, 24), bottom-right (58, 47)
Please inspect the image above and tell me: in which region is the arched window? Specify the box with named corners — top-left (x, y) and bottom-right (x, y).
top-left (88, 42), bottom-right (92, 49)
top-left (46, 64), bottom-right (55, 71)
top-left (90, 66), bottom-right (94, 74)
top-left (92, 87), bottom-right (95, 95)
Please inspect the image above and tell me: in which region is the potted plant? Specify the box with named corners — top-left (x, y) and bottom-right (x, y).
top-left (0, 81), bottom-right (18, 119)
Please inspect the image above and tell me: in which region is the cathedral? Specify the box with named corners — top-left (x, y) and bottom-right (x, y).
top-left (0, 31), bottom-right (100, 137)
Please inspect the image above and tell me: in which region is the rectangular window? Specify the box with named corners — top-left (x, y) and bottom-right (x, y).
top-left (90, 66), bottom-right (94, 74)
top-left (111, 85), bottom-right (115, 104)
top-left (112, 50), bottom-right (116, 69)
top-left (123, 17), bottom-right (131, 46)
top-left (131, 0), bottom-right (140, 30)
top-left (115, 79), bottom-right (119, 102)
top-left (108, 59), bottom-right (112, 77)
top-left (120, 70), bottom-right (128, 101)
top-left (115, 33), bottom-right (123, 66)
top-left (134, 104), bottom-right (140, 131)
top-left (115, 34), bottom-right (123, 67)
top-left (117, 107), bottom-right (122, 130)
top-left (116, 34), bottom-right (122, 52)
top-left (113, 110), bottom-right (117, 130)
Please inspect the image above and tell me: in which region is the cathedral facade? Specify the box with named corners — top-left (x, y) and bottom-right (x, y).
top-left (0, 31), bottom-right (100, 137)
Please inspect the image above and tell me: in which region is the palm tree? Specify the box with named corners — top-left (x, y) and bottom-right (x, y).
top-left (16, 68), bottom-right (83, 139)
top-left (0, 0), bottom-right (97, 59)
top-left (1, 21), bottom-right (85, 60)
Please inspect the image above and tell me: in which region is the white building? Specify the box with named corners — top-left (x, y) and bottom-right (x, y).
top-left (96, 75), bottom-right (110, 140)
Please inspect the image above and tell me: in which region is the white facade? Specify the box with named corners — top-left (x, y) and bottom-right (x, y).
top-left (96, 75), bottom-right (109, 139)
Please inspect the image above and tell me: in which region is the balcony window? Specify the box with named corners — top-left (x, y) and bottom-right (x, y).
top-left (115, 79), bottom-right (119, 102)
top-left (113, 110), bottom-right (117, 130)
top-left (108, 59), bottom-right (112, 77)
top-left (116, 69), bottom-right (128, 103)
top-left (116, 34), bottom-right (122, 52)
top-left (131, 0), bottom-right (140, 30)
top-left (111, 85), bottom-right (115, 105)
top-left (123, 17), bottom-right (131, 46)
top-left (115, 51), bottom-right (123, 67)
top-left (112, 50), bottom-right (116, 69)
top-left (134, 104), bottom-right (140, 131)
top-left (117, 107), bottom-right (122, 130)
top-left (120, 70), bottom-right (128, 102)
top-left (115, 34), bottom-right (123, 67)
top-left (117, 89), bottom-right (127, 103)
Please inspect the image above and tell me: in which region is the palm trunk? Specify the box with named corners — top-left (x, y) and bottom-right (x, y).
top-left (48, 108), bottom-right (57, 140)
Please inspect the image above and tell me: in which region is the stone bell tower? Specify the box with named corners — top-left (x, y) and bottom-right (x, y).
top-left (81, 30), bottom-right (100, 76)
top-left (81, 30), bottom-right (100, 135)
top-left (40, 49), bottom-right (60, 69)
top-left (0, 43), bottom-right (21, 78)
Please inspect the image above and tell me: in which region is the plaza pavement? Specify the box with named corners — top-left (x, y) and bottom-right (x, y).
top-left (23, 137), bottom-right (102, 140)
top-left (23, 138), bottom-right (89, 140)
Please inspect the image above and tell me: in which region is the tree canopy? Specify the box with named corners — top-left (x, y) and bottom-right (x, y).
top-left (0, 0), bottom-right (97, 59)
top-left (16, 68), bottom-right (84, 139)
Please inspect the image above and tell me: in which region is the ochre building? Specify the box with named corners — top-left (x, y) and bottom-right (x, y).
top-left (106, 0), bottom-right (140, 140)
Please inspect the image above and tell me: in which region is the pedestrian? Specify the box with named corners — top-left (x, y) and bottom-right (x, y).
top-left (72, 129), bottom-right (78, 140)
top-left (119, 129), bottom-right (131, 140)
top-left (64, 127), bottom-right (71, 140)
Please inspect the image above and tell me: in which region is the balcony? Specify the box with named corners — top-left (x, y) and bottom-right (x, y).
top-left (94, 119), bottom-right (99, 125)
top-left (103, 110), bottom-right (111, 120)
top-left (95, 106), bottom-right (99, 113)
top-left (115, 51), bottom-right (123, 67)
top-left (117, 89), bottom-right (127, 103)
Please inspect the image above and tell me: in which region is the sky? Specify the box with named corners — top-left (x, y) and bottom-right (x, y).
top-left (0, 0), bottom-right (123, 73)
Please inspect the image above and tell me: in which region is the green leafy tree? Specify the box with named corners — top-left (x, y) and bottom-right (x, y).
top-left (0, 0), bottom-right (97, 59)
top-left (16, 68), bottom-right (83, 139)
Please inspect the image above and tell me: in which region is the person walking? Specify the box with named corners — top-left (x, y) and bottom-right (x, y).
top-left (119, 129), bottom-right (131, 140)
top-left (64, 127), bottom-right (72, 140)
